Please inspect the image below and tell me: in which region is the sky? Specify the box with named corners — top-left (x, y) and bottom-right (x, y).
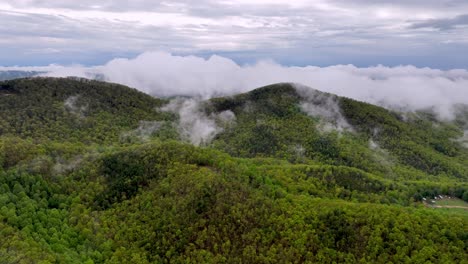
top-left (1, 0), bottom-right (468, 68)
top-left (1, 0), bottom-right (468, 119)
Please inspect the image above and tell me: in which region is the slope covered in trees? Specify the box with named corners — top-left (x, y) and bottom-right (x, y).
top-left (0, 78), bottom-right (467, 263)
top-left (0, 77), bottom-right (174, 143)
top-left (208, 84), bottom-right (468, 201)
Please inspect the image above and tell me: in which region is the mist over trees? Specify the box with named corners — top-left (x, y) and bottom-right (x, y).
top-left (0, 78), bottom-right (467, 263)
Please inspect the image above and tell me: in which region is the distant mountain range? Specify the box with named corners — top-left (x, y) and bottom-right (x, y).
top-left (0, 70), bottom-right (45, 81)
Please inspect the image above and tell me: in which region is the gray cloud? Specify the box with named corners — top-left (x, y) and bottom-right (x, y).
top-left (410, 14), bottom-right (468, 30)
top-left (0, 8), bottom-right (195, 65)
top-left (1, 0), bottom-right (468, 67)
top-left (330, 0), bottom-right (468, 7)
top-left (5, 0), bottom-right (468, 12)
top-left (3, 0), bottom-right (169, 12)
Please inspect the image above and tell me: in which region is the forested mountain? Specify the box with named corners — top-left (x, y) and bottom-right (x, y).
top-left (0, 78), bottom-right (467, 263)
top-left (0, 77), bottom-right (173, 143)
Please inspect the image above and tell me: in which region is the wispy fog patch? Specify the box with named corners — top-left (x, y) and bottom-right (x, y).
top-left (456, 131), bottom-right (468, 148)
top-left (5, 52), bottom-right (468, 120)
top-left (289, 144), bottom-right (306, 162)
top-left (295, 84), bottom-right (353, 133)
top-left (121, 120), bottom-right (164, 141)
top-left (369, 139), bottom-right (379, 150)
top-left (216, 110), bottom-right (236, 125)
top-left (161, 98), bottom-right (233, 146)
top-left (53, 156), bottom-right (83, 175)
top-left (368, 139), bottom-right (395, 177)
top-left (64, 95), bottom-right (87, 117)
top-left (464, 132), bottom-right (468, 148)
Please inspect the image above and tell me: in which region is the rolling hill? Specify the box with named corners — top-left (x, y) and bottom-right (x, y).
top-left (0, 78), bottom-right (466, 263)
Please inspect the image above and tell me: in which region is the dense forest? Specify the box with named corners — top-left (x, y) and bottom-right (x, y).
top-left (0, 77), bottom-right (467, 263)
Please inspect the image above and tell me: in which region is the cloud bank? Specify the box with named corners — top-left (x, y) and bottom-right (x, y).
top-left (3, 51), bottom-right (468, 119)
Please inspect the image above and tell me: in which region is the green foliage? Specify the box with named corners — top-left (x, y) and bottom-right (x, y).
top-left (0, 77), bottom-right (175, 143)
top-left (0, 79), bottom-right (467, 263)
top-left (340, 97), bottom-right (468, 179)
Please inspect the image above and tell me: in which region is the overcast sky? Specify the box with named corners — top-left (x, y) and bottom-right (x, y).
top-left (1, 0), bottom-right (468, 68)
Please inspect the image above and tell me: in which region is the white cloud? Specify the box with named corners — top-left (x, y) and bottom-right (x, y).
top-left (160, 98), bottom-right (230, 146)
top-left (3, 51), bottom-right (468, 120)
top-left (295, 84), bottom-right (353, 132)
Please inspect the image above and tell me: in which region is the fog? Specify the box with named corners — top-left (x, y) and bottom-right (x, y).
top-left (295, 84), bottom-right (353, 132)
top-left (458, 130), bottom-right (468, 148)
top-left (161, 98), bottom-right (235, 146)
top-left (121, 120), bottom-right (164, 141)
top-left (64, 95), bottom-right (87, 118)
top-left (3, 51), bottom-right (468, 120)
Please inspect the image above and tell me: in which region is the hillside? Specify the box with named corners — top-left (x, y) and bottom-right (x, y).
top-left (0, 77), bottom-right (174, 143)
top-left (0, 78), bottom-right (467, 263)
top-left (207, 84), bottom-right (468, 199)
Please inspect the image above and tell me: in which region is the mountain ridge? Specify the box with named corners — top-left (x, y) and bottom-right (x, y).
top-left (0, 77), bottom-right (466, 263)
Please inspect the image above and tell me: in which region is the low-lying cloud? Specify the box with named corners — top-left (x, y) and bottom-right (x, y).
top-left (458, 131), bottom-right (468, 148)
top-left (121, 120), bottom-right (164, 142)
top-left (161, 98), bottom-right (235, 146)
top-left (3, 51), bottom-right (468, 119)
top-left (64, 95), bottom-right (88, 118)
top-left (295, 84), bottom-right (353, 132)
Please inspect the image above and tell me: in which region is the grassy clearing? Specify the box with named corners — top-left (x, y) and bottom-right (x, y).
top-left (431, 207), bottom-right (468, 217)
top-left (434, 198), bottom-right (468, 207)
top-left (424, 197), bottom-right (468, 216)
